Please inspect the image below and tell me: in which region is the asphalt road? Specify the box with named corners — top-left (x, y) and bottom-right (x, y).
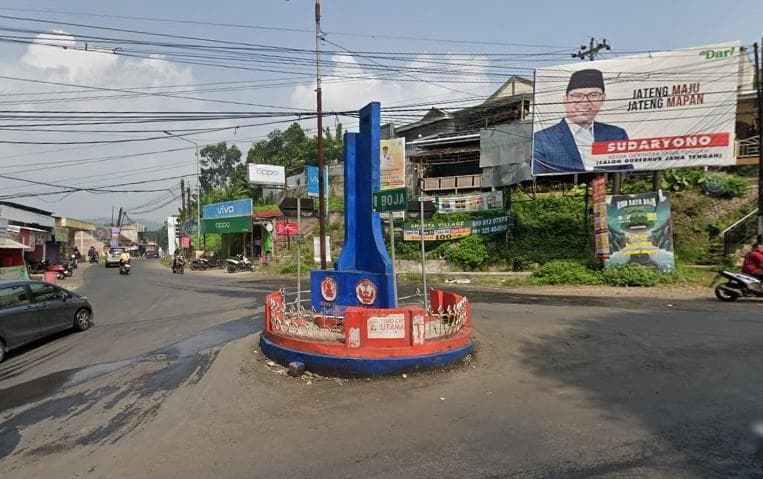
top-left (2, 261), bottom-right (763, 478)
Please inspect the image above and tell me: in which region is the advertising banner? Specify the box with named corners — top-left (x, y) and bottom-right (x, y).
top-left (605, 191), bottom-right (674, 272)
top-left (380, 138), bottom-right (406, 190)
top-left (532, 43), bottom-right (740, 175)
top-left (306, 166), bottom-right (329, 198)
top-left (247, 164), bottom-right (286, 186)
top-left (436, 191), bottom-right (504, 213)
top-left (403, 216), bottom-right (509, 241)
top-left (202, 216), bottom-right (252, 234)
top-left (275, 222), bottom-right (298, 236)
top-left (591, 175), bottom-right (609, 258)
top-left (202, 199), bottom-right (253, 220)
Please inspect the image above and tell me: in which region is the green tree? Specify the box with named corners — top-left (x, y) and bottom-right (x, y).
top-left (246, 122), bottom-right (344, 175)
top-left (199, 142), bottom-right (242, 192)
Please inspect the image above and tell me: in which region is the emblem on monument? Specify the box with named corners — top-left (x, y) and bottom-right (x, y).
top-left (320, 276), bottom-right (338, 302)
top-left (355, 279), bottom-right (377, 305)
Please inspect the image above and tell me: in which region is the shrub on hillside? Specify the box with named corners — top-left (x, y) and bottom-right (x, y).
top-left (530, 260), bottom-right (601, 285)
top-left (698, 172), bottom-right (749, 198)
top-left (600, 264), bottom-right (660, 287)
top-left (443, 235), bottom-right (488, 270)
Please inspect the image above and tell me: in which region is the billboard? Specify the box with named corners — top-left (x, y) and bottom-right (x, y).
top-left (605, 191), bottom-right (674, 272)
top-left (306, 166), bottom-right (329, 198)
top-left (403, 216), bottom-right (509, 241)
top-left (591, 175), bottom-right (609, 258)
top-left (380, 138), bottom-right (406, 190)
top-left (532, 43), bottom-right (740, 175)
top-left (202, 216), bottom-right (252, 234)
top-left (436, 191), bottom-right (503, 214)
top-left (202, 198), bottom-right (253, 220)
top-left (248, 163), bottom-right (286, 186)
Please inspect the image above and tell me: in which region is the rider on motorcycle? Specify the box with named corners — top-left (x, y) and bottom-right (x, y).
top-left (119, 250), bottom-right (131, 269)
top-left (172, 251), bottom-right (185, 269)
top-left (742, 243), bottom-right (763, 280)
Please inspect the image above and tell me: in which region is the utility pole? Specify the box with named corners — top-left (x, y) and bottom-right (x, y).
top-left (572, 37), bottom-right (610, 62)
top-left (163, 131), bottom-right (201, 253)
top-left (186, 186), bottom-right (192, 247)
top-left (572, 37), bottom-right (611, 257)
top-left (315, 0), bottom-right (327, 269)
top-left (180, 178), bottom-right (186, 219)
top-left (754, 42), bottom-right (763, 240)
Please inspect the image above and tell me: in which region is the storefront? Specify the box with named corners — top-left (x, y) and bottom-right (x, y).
top-left (0, 201), bottom-right (55, 277)
top-left (203, 215), bottom-right (253, 257)
top-left (0, 238), bottom-right (29, 280)
top-left (53, 216), bottom-right (98, 261)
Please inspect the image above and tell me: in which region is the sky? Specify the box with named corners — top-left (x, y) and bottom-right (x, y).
top-left (0, 0), bottom-right (761, 222)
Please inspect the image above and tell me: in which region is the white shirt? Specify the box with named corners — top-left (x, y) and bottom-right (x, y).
top-left (565, 119), bottom-right (596, 171)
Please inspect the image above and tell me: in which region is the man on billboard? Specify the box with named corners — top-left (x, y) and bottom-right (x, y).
top-left (381, 145), bottom-right (395, 167)
top-left (533, 69), bottom-right (629, 174)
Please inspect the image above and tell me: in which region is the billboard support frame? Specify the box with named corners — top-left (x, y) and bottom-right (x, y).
top-left (755, 41), bottom-right (763, 241)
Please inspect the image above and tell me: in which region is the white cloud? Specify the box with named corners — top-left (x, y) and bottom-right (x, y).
top-left (289, 52), bottom-right (494, 115)
top-left (0, 30), bottom-right (204, 220)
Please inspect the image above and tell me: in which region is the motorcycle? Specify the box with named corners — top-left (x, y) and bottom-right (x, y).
top-left (60, 262), bottom-right (74, 277)
top-left (713, 270), bottom-right (763, 301)
top-left (68, 253), bottom-right (78, 269)
top-left (190, 257), bottom-right (210, 271)
top-left (172, 257), bottom-right (185, 274)
top-left (29, 260), bottom-right (68, 280)
top-left (89, 252), bottom-right (100, 264)
top-left (119, 262), bottom-right (131, 275)
top-left (226, 255), bottom-right (253, 273)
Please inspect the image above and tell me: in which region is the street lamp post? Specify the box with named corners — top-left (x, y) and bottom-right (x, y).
top-left (163, 131), bottom-right (201, 252)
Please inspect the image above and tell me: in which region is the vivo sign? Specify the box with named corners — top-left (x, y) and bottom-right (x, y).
top-left (248, 163), bottom-right (286, 186)
top-left (202, 198), bottom-right (253, 220)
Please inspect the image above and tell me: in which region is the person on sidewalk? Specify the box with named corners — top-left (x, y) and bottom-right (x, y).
top-left (742, 243), bottom-right (763, 280)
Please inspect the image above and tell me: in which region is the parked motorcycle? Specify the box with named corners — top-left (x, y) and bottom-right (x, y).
top-left (226, 255), bottom-right (253, 273)
top-left (62, 260), bottom-right (77, 275)
top-left (190, 257), bottom-right (209, 271)
top-left (172, 257), bottom-right (185, 274)
top-left (713, 270), bottom-right (763, 301)
top-left (60, 262), bottom-right (74, 277)
top-left (28, 260), bottom-right (68, 280)
top-left (119, 262), bottom-right (131, 275)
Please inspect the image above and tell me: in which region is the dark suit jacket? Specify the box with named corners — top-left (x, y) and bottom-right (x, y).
top-left (532, 120), bottom-right (629, 174)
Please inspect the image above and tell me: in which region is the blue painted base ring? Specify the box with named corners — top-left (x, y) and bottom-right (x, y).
top-left (259, 335), bottom-right (475, 378)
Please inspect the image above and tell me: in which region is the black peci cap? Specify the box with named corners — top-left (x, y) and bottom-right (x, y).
top-left (566, 69), bottom-right (605, 93)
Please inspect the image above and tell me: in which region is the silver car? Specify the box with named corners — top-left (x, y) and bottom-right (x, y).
top-left (0, 280), bottom-right (93, 362)
top-left (105, 248), bottom-right (125, 268)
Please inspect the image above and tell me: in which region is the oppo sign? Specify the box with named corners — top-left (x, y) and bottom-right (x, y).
top-left (248, 163), bottom-right (286, 186)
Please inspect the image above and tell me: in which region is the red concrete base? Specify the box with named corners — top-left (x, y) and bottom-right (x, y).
top-left (262, 289), bottom-right (474, 377)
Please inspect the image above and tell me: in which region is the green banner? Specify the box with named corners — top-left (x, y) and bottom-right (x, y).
top-left (202, 216), bottom-right (252, 234)
top-left (403, 215), bottom-right (509, 241)
top-left (605, 191), bottom-right (674, 272)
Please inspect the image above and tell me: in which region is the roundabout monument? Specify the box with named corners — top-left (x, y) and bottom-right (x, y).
top-left (260, 102), bottom-right (474, 377)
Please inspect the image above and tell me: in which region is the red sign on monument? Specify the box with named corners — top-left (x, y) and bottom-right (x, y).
top-left (276, 222), bottom-right (298, 236)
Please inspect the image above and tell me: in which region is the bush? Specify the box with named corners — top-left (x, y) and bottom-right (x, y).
top-left (442, 235), bottom-right (488, 270)
top-left (600, 264), bottom-right (660, 287)
top-left (698, 173), bottom-right (749, 198)
top-left (509, 255), bottom-right (533, 271)
top-left (530, 260), bottom-right (601, 285)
